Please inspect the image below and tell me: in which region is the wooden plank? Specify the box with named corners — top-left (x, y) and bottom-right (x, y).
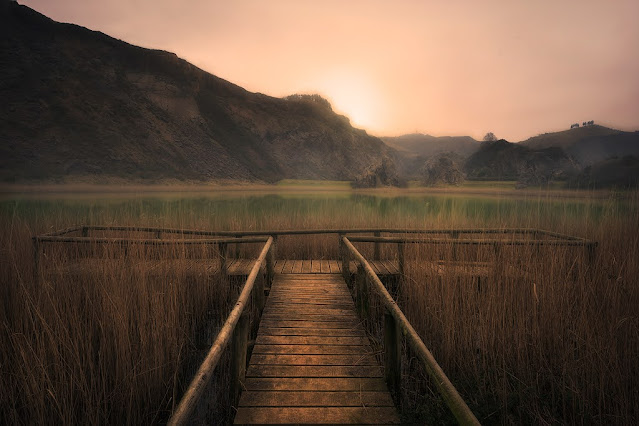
top-left (274, 260), bottom-right (285, 274)
top-left (259, 314), bottom-right (359, 322)
top-left (259, 328), bottom-right (366, 337)
top-left (267, 298), bottom-right (354, 304)
top-left (249, 354), bottom-right (379, 365)
top-left (292, 260), bottom-right (303, 274)
top-left (372, 260), bottom-right (389, 275)
top-left (246, 365), bottom-right (382, 378)
top-left (382, 260), bottom-right (399, 275)
top-left (234, 406), bottom-right (400, 424)
top-left (259, 320), bottom-right (362, 329)
top-left (256, 335), bottom-right (370, 346)
top-left (238, 390), bottom-right (393, 407)
top-left (301, 260), bottom-right (312, 273)
top-left (262, 307), bottom-right (358, 316)
top-left (237, 273), bottom-right (399, 424)
top-left (251, 345), bottom-right (373, 355)
top-left (244, 377), bottom-right (388, 391)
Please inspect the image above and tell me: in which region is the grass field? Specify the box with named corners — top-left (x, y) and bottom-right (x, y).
top-left (1, 187), bottom-right (637, 424)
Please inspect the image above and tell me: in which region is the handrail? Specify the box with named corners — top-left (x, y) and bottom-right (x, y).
top-left (347, 236), bottom-right (596, 247)
top-left (167, 236), bottom-right (273, 426)
top-left (33, 236), bottom-right (269, 245)
top-left (45, 225), bottom-right (580, 240)
top-left (342, 236), bottom-right (480, 425)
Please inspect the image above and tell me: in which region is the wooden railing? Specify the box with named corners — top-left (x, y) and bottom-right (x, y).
top-left (36, 226), bottom-right (596, 268)
top-left (341, 236), bottom-right (481, 425)
top-left (34, 226), bottom-right (598, 424)
top-left (167, 237), bottom-right (273, 426)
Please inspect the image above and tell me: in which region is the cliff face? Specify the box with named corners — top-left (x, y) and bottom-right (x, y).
top-left (0, 3), bottom-right (388, 183)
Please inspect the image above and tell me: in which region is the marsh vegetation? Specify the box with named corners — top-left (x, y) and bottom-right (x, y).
top-left (1, 187), bottom-right (637, 424)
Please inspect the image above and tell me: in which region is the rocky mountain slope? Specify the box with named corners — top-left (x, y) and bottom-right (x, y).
top-left (464, 139), bottom-right (578, 183)
top-left (0, 1), bottom-right (388, 183)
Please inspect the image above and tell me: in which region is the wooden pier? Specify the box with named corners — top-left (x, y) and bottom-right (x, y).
top-left (234, 273), bottom-right (399, 424)
top-left (34, 225), bottom-right (596, 425)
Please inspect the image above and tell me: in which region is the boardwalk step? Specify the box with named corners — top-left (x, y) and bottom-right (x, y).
top-left (235, 273), bottom-right (400, 425)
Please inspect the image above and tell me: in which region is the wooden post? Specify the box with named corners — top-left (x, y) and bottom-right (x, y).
top-left (340, 235), bottom-right (350, 284)
top-left (451, 230), bottom-right (459, 261)
top-left (254, 274), bottom-right (265, 314)
top-left (271, 235), bottom-right (278, 260)
top-left (230, 312), bottom-right (249, 407)
top-left (82, 226), bottom-right (88, 237)
top-left (397, 242), bottom-right (405, 276)
top-left (155, 230), bottom-right (162, 239)
top-left (374, 231), bottom-right (381, 260)
top-left (356, 264), bottom-right (369, 318)
top-left (384, 310), bottom-right (401, 401)
top-left (219, 243), bottom-right (228, 277)
top-left (266, 242), bottom-right (275, 286)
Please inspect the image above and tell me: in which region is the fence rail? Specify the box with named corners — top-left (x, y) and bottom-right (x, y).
top-left (168, 237), bottom-right (273, 426)
top-left (39, 225), bottom-right (586, 240)
top-left (342, 236), bottom-right (480, 425)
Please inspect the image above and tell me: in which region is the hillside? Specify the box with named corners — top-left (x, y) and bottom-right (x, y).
top-left (382, 134), bottom-right (479, 179)
top-left (465, 139), bottom-right (577, 183)
top-left (520, 125), bottom-right (639, 166)
top-left (0, 2), bottom-right (388, 183)
top-left (382, 134), bottom-right (479, 158)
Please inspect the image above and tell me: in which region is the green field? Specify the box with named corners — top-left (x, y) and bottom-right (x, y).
top-left (1, 187), bottom-right (638, 424)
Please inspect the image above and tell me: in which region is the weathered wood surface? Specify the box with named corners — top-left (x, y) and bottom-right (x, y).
top-left (234, 273), bottom-right (400, 425)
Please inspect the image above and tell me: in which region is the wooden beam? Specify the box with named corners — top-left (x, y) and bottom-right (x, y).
top-left (342, 236), bottom-right (479, 426)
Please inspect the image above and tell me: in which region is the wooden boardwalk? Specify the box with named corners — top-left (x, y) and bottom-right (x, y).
top-left (234, 273), bottom-right (400, 425)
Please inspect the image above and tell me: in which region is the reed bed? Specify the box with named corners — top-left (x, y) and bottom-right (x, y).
top-left (0, 189), bottom-right (637, 424)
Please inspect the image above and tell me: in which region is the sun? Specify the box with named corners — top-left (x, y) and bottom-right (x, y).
top-left (315, 71), bottom-right (380, 131)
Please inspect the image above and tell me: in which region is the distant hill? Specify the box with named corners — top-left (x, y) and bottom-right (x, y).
top-left (382, 134), bottom-right (479, 179)
top-left (0, 2), bottom-right (388, 183)
top-left (465, 139), bottom-right (577, 183)
top-left (382, 134), bottom-right (479, 158)
top-left (570, 155), bottom-right (639, 188)
top-left (520, 125), bottom-right (639, 166)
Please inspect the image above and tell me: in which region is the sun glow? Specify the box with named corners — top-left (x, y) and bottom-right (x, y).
top-left (314, 71), bottom-right (381, 131)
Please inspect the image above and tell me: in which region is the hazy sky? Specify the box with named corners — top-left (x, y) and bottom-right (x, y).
top-left (21, 0), bottom-right (639, 141)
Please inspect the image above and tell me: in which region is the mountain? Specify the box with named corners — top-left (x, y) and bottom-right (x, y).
top-left (382, 134), bottom-right (479, 158)
top-left (520, 125), bottom-right (639, 167)
top-left (381, 134), bottom-right (479, 179)
top-left (465, 139), bottom-right (577, 183)
top-left (0, 1), bottom-right (389, 183)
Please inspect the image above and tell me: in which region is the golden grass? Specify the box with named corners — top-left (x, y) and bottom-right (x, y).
top-left (0, 189), bottom-right (637, 424)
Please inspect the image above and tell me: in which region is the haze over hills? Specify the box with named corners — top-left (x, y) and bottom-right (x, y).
top-left (0, 1), bottom-right (389, 183)
top-left (382, 134), bottom-right (479, 179)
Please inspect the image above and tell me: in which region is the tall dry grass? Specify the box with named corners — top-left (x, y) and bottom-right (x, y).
top-left (0, 189), bottom-right (637, 424)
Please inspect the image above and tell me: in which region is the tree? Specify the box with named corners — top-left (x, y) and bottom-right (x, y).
top-left (483, 132), bottom-right (497, 142)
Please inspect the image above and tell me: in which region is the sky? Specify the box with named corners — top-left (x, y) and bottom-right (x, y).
top-left (20, 0), bottom-right (639, 141)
